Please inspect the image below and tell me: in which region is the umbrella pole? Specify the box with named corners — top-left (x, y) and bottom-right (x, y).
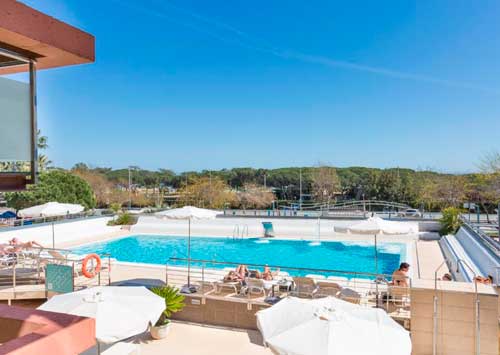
top-left (52, 222), bottom-right (55, 249)
top-left (187, 218), bottom-right (191, 287)
top-left (374, 234), bottom-right (378, 273)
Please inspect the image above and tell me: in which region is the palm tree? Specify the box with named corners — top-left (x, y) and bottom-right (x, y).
top-left (37, 130), bottom-right (51, 171)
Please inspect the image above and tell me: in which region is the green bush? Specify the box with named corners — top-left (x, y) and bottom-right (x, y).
top-left (439, 207), bottom-right (463, 235)
top-left (107, 213), bottom-right (136, 226)
top-left (150, 286), bottom-right (185, 326)
top-left (5, 170), bottom-right (96, 210)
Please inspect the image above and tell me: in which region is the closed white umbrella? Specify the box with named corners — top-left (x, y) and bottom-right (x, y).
top-left (334, 217), bottom-right (415, 273)
top-left (155, 206), bottom-right (222, 292)
top-left (257, 297), bottom-right (411, 355)
top-left (38, 286), bottom-right (164, 351)
top-left (334, 216), bottom-right (416, 235)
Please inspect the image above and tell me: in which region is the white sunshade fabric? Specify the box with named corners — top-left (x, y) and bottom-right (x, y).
top-left (256, 297), bottom-right (411, 355)
top-left (154, 206), bottom-right (222, 220)
top-left (334, 216), bottom-right (416, 235)
top-left (17, 202), bottom-right (84, 218)
top-left (38, 286), bottom-right (165, 344)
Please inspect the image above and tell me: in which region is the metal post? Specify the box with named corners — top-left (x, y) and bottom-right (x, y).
top-left (433, 295), bottom-right (438, 355)
top-left (497, 202), bottom-right (500, 239)
top-left (374, 234), bottom-right (378, 273)
top-left (299, 169), bottom-right (303, 210)
top-left (128, 167), bottom-right (131, 210)
top-left (29, 60), bottom-right (38, 183)
top-left (187, 218), bottom-right (191, 287)
top-left (51, 222), bottom-right (55, 249)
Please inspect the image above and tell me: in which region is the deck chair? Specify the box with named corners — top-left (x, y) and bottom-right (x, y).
top-left (292, 277), bottom-right (318, 298)
top-left (214, 280), bottom-right (240, 294)
top-left (241, 277), bottom-right (266, 296)
top-left (262, 222), bottom-right (275, 238)
top-left (314, 281), bottom-right (342, 298)
top-left (388, 285), bottom-right (410, 310)
top-left (338, 287), bottom-right (361, 304)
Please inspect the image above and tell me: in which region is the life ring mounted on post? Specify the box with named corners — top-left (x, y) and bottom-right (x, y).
top-left (82, 253), bottom-right (102, 278)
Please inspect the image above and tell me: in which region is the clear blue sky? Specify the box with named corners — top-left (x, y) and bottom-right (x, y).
top-left (19, 0), bottom-right (500, 173)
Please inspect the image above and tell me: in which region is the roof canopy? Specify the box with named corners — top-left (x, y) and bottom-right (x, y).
top-left (0, 0), bottom-right (95, 74)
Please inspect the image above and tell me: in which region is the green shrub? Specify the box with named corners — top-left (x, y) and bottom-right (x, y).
top-left (150, 286), bottom-right (185, 326)
top-left (439, 207), bottom-right (463, 235)
top-left (107, 213), bottom-right (136, 226)
top-left (109, 203), bottom-right (122, 214)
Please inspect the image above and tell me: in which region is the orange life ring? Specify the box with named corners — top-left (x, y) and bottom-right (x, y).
top-left (82, 254), bottom-right (101, 278)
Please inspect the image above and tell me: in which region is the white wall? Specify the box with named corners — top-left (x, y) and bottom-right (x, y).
top-left (131, 216), bottom-right (420, 243)
top-left (0, 217), bottom-right (120, 248)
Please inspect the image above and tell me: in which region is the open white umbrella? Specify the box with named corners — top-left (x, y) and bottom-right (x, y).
top-left (18, 201), bottom-right (84, 218)
top-left (257, 297), bottom-right (411, 355)
top-left (18, 202), bottom-right (85, 248)
top-left (155, 206), bottom-right (222, 292)
top-left (38, 286), bottom-right (164, 352)
top-left (334, 217), bottom-right (415, 273)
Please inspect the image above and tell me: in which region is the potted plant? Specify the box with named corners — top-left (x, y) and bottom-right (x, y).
top-left (150, 285), bottom-right (185, 339)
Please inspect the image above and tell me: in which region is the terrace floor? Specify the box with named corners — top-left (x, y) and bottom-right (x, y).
top-left (136, 321), bottom-right (271, 355)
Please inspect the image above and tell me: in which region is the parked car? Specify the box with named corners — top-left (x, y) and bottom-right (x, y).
top-left (398, 209), bottom-right (422, 218)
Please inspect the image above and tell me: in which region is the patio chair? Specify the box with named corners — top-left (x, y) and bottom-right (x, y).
top-left (350, 278), bottom-right (372, 295)
top-left (197, 280), bottom-right (215, 294)
top-left (314, 281), bottom-right (342, 298)
top-left (292, 277), bottom-right (318, 298)
top-left (241, 277), bottom-right (266, 296)
top-left (327, 276), bottom-right (350, 287)
top-left (338, 287), bottom-right (361, 304)
top-left (388, 285), bottom-right (410, 310)
top-left (214, 280), bottom-right (240, 294)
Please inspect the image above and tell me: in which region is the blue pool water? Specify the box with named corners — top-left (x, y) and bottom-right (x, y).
top-left (73, 235), bottom-right (407, 277)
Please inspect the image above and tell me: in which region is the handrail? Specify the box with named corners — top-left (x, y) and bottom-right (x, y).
top-left (433, 260), bottom-right (447, 355)
top-left (459, 216), bottom-right (500, 257)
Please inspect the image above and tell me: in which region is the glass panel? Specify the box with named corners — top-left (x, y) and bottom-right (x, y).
top-left (0, 75), bottom-right (30, 162)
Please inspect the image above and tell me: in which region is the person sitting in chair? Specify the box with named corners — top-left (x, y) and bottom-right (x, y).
top-left (391, 262), bottom-right (410, 287)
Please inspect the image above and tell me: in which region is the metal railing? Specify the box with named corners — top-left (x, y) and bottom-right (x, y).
top-left (0, 247), bottom-right (112, 299)
top-left (460, 216), bottom-right (500, 258)
top-left (165, 257), bottom-right (410, 314)
top-left (232, 224), bottom-right (249, 239)
top-left (433, 259), bottom-right (480, 355)
top-left (0, 210), bottom-right (113, 229)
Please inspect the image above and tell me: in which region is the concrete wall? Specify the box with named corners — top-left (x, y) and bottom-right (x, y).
top-left (172, 295), bottom-right (269, 330)
top-left (132, 216), bottom-right (421, 243)
top-left (411, 280), bottom-right (498, 355)
top-left (0, 217), bottom-right (120, 248)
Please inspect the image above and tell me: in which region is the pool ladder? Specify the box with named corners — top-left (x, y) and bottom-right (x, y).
top-left (232, 224), bottom-right (249, 240)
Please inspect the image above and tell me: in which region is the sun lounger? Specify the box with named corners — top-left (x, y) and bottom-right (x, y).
top-left (314, 281), bottom-right (342, 298)
top-left (292, 277), bottom-right (318, 298)
top-left (305, 274), bottom-right (326, 281)
top-left (241, 277), bottom-right (266, 296)
top-left (338, 287), bottom-right (361, 304)
top-left (197, 280), bottom-right (215, 294)
top-left (350, 278), bottom-right (372, 295)
top-left (214, 280), bottom-right (240, 294)
top-left (327, 276), bottom-right (350, 287)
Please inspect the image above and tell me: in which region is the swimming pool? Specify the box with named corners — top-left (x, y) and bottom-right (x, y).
top-left (73, 235), bottom-right (407, 277)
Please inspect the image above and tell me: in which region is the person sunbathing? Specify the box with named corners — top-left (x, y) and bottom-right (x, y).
top-left (261, 265), bottom-right (279, 281)
top-left (474, 275), bottom-right (493, 285)
top-left (223, 271), bottom-right (241, 282)
top-left (391, 262), bottom-right (410, 287)
top-left (8, 238), bottom-right (43, 252)
top-left (235, 264), bottom-right (250, 279)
